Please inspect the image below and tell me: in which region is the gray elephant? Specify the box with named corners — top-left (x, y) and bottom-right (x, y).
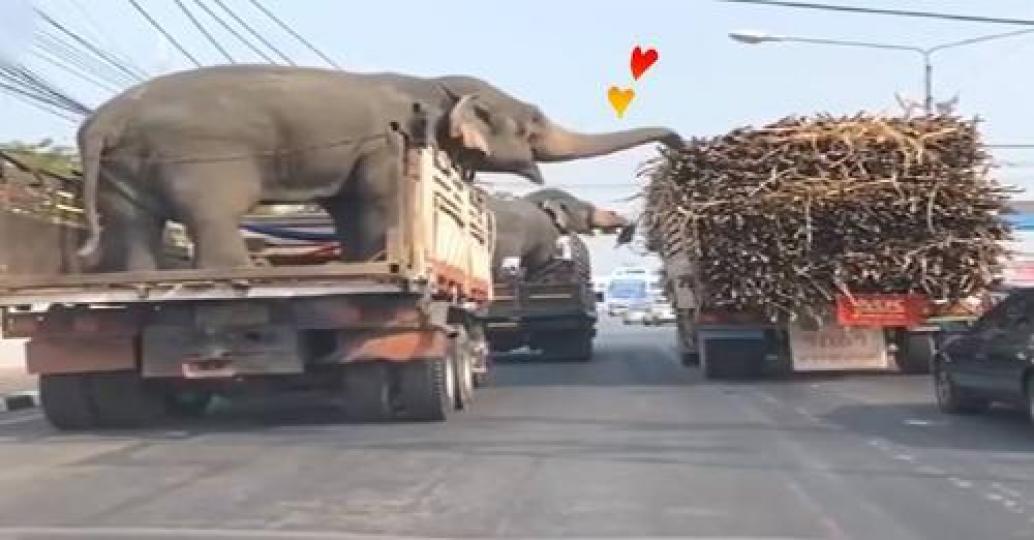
top-left (75, 65), bottom-right (683, 271)
top-left (488, 188), bottom-right (628, 277)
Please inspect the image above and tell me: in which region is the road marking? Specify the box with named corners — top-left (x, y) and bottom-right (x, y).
top-left (0, 412), bottom-right (42, 426)
top-left (948, 477), bottom-right (973, 489)
top-left (867, 438), bottom-right (890, 449)
top-left (903, 418), bottom-right (940, 426)
top-left (992, 483), bottom-right (1024, 499)
top-left (892, 453), bottom-right (915, 462)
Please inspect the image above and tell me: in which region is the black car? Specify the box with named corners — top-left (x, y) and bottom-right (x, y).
top-left (933, 287), bottom-right (1034, 422)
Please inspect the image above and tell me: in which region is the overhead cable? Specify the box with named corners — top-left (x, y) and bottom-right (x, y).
top-left (128, 0), bottom-right (203, 68)
top-left (716, 0), bottom-right (1034, 26)
top-left (246, 0), bottom-right (340, 68)
top-left (211, 0), bottom-right (295, 65)
top-left (191, 0), bottom-right (277, 63)
top-left (173, 0), bottom-right (235, 63)
top-left (34, 9), bottom-right (146, 83)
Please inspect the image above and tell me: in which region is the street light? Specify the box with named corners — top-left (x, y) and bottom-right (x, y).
top-left (729, 28), bottom-right (1034, 113)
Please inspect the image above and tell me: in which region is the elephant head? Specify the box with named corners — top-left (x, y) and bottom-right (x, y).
top-left (437, 76), bottom-right (684, 184)
top-left (522, 188), bottom-right (629, 234)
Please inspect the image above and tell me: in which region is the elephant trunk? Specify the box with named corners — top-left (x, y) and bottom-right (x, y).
top-left (533, 123), bottom-right (683, 162)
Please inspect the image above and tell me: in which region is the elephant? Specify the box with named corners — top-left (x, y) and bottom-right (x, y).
top-left (488, 188), bottom-right (628, 278)
top-left (75, 64), bottom-right (683, 271)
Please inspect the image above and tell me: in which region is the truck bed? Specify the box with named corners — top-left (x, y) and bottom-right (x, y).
top-left (0, 145), bottom-right (494, 307)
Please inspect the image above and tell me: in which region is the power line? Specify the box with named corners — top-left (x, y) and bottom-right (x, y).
top-left (192, 0), bottom-right (277, 63)
top-left (128, 0), bottom-right (203, 68)
top-left (246, 0), bottom-right (340, 69)
top-left (716, 1), bottom-right (1034, 26)
top-left (34, 9), bottom-right (146, 83)
top-left (0, 84), bottom-right (81, 123)
top-left (29, 46), bottom-right (123, 93)
top-left (63, 0), bottom-right (150, 79)
top-left (35, 28), bottom-right (136, 88)
top-left (173, 0), bottom-right (235, 63)
top-left (211, 0), bottom-right (295, 65)
top-left (0, 64), bottom-right (92, 116)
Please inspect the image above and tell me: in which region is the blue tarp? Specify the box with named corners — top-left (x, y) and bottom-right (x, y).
top-left (240, 224), bottom-right (336, 242)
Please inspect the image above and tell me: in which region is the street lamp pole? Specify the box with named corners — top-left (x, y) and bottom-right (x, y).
top-left (730, 29), bottom-right (1034, 114)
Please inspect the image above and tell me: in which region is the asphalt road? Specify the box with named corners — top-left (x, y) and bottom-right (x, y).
top-left (0, 319), bottom-right (1033, 539)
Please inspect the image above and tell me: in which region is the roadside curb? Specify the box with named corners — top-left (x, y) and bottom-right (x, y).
top-left (0, 390), bottom-right (39, 413)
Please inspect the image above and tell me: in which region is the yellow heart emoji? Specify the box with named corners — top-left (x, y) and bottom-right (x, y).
top-left (607, 86), bottom-right (635, 118)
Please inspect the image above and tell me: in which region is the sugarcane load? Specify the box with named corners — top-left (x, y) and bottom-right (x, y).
top-left (641, 113), bottom-right (1013, 325)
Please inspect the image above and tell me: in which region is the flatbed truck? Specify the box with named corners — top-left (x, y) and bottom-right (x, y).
top-left (0, 134), bottom-right (495, 428)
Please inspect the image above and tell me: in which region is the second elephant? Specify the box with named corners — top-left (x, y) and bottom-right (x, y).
top-left (488, 188), bottom-right (628, 278)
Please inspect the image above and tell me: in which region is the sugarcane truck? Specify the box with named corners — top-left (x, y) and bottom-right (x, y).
top-left (0, 127), bottom-right (496, 429)
top-left (662, 248), bottom-right (983, 379)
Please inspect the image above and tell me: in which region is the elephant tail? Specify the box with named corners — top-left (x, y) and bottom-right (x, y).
top-left (76, 132), bottom-right (105, 260)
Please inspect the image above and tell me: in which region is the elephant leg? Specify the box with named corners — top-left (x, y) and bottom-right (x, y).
top-left (333, 149), bottom-right (400, 263)
top-left (96, 188), bottom-right (164, 272)
top-left (163, 162), bottom-right (260, 269)
top-left (319, 194), bottom-right (358, 262)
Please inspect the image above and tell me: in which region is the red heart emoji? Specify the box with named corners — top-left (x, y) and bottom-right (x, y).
top-left (630, 46), bottom-right (659, 80)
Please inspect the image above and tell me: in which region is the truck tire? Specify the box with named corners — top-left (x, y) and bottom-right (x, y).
top-left (700, 339), bottom-right (765, 380)
top-left (897, 332), bottom-right (934, 374)
top-left (89, 370), bottom-right (166, 428)
top-left (397, 358), bottom-right (453, 422)
top-left (40, 373), bottom-right (97, 430)
top-left (568, 234), bottom-right (592, 286)
top-left (453, 330), bottom-right (475, 410)
top-left (934, 361), bottom-right (988, 414)
top-left (341, 361), bottom-right (392, 422)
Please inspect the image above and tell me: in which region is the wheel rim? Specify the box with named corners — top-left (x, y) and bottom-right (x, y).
top-left (445, 356), bottom-right (457, 407)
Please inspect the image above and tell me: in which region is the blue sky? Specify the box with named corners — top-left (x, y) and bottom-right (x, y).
top-left (3, 0), bottom-right (1034, 272)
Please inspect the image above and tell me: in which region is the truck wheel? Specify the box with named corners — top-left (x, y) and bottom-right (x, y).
top-left (40, 373), bottom-right (97, 430)
top-left (1025, 373), bottom-right (1034, 427)
top-left (397, 358), bottom-right (453, 422)
top-left (165, 390), bottom-right (213, 418)
top-left (453, 333), bottom-right (475, 410)
top-left (89, 370), bottom-right (166, 428)
top-left (567, 234), bottom-right (592, 285)
top-left (934, 363), bottom-right (987, 414)
top-left (897, 333), bottom-right (934, 374)
top-left (341, 362), bottom-right (393, 422)
top-left (700, 349), bottom-right (720, 380)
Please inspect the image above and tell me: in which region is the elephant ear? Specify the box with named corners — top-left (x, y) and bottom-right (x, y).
top-left (539, 200), bottom-right (570, 233)
top-left (448, 94), bottom-right (491, 156)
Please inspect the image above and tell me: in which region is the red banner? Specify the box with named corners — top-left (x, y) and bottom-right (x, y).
top-left (835, 294), bottom-right (929, 328)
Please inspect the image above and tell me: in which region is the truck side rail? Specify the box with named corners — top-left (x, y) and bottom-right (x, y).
top-left (0, 141), bottom-right (494, 307)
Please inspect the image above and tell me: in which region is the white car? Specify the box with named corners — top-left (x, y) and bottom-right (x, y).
top-left (644, 298), bottom-right (677, 325)
top-left (622, 302), bottom-right (651, 325)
